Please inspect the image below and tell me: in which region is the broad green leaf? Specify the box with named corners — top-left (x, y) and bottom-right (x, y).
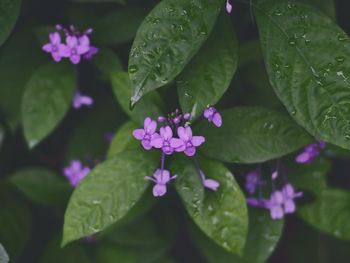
top-left (177, 13), bottom-right (238, 119)
top-left (256, 0), bottom-right (350, 150)
top-left (298, 189), bottom-right (350, 240)
top-left (196, 107), bottom-right (311, 163)
top-left (172, 157), bottom-right (248, 254)
top-left (128, 0), bottom-right (225, 105)
top-left (96, 244), bottom-right (137, 263)
top-left (0, 189), bottom-right (31, 261)
top-left (0, 243), bottom-right (9, 263)
top-left (94, 7), bottom-right (148, 45)
top-left (107, 121), bottom-right (139, 158)
top-left (22, 62), bottom-right (75, 148)
top-left (62, 149), bottom-right (158, 246)
top-left (9, 168), bottom-right (72, 206)
top-left (92, 48), bottom-right (122, 76)
top-left (0, 0), bottom-right (21, 46)
top-left (111, 71), bottom-right (164, 124)
top-left (65, 91), bottom-right (121, 162)
top-left (0, 29), bottom-right (46, 130)
top-left (303, 0), bottom-right (336, 19)
top-left (40, 234), bottom-right (92, 263)
top-left (191, 209), bottom-right (284, 263)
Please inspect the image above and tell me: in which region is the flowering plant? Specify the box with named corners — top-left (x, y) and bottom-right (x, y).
top-left (0, 0), bottom-right (350, 262)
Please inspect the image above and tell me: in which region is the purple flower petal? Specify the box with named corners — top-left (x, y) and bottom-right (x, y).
top-left (70, 54), bottom-right (81, 64)
top-left (226, 0), bottom-right (232, 13)
top-left (184, 146), bottom-right (196, 156)
top-left (203, 179), bottom-right (220, 191)
top-left (42, 43), bottom-right (52, 52)
top-left (153, 184), bottom-right (167, 197)
top-left (66, 36), bottom-right (78, 47)
top-left (284, 199), bottom-right (296, 214)
top-left (270, 205), bottom-right (284, 220)
top-left (212, 112), bottom-right (222, 127)
top-left (151, 137), bottom-right (163, 148)
top-left (191, 136), bottom-right (205, 147)
top-left (50, 32), bottom-right (61, 44)
top-left (132, 129), bottom-right (145, 140)
top-left (141, 139), bottom-right (152, 150)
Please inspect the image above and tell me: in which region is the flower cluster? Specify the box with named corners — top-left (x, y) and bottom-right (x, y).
top-left (296, 139), bottom-right (326, 164)
top-left (63, 160), bottom-right (91, 187)
top-left (245, 163), bottom-right (302, 220)
top-left (42, 25), bottom-right (98, 64)
top-left (133, 107), bottom-right (222, 197)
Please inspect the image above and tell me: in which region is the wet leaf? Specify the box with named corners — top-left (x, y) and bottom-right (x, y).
top-left (62, 149), bottom-right (158, 246)
top-left (0, 243), bottom-right (9, 263)
top-left (128, 0), bottom-right (225, 105)
top-left (0, 0), bottom-right (21, 46)
top-left (22, 62), bottom-right (75, 148)
top-left (172, 157), bottom-right (248, 255)
top-left (256, 0), bottom-right (350, 150)
top-left (177, 13), bottom-right (238, 119)
top-left (196, 107), bottom-right (311, 163)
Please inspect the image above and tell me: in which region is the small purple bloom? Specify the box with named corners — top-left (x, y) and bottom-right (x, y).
top-left (203, 106), bottom-right (222, 127)
top-left (63, 160), bottom-right (90, 187)
top-left (83, 46), bottom-right (99, 60)
top-left (245, 169), bottom-right (260, 194)
top-left (183, 113), bottom-right (191, 120)
top-left (63, 35), bottom-right (91, 64)
top-left (198, 168), bottom-right (220, 191)
top-left (268, 191), bottom-right (284, 220)
top-left (73, 90), bottom-right (93, 109)
top-left (133, 117), bottom-right (158, 150)
top-left (175, 126), bottom-right (205, 156)
top-left (42, 32), bottom-right (66, 62)
top-left (157, 116), bottom-right (167, 123)
top-left (226, 0), bottom-right (233, 13)
top-left (296, 140), bottom-right (325, 164)
top-left (151, 126), bottom-right (181, 155)
top-left (145, 169), bottom-right (177, 197)
top-left (282, 183), bottom-right (303, 214)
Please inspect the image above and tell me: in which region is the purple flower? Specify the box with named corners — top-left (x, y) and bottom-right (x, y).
top-left (245, 169), bottom-right (260, 194)
top-left (175, 126), bottom-right (205, 156)
top-left (63, 160), bottom-right (90, 187)
top-left (203, 107), bottom-right (222, 127)
top-left (267, 191), bottom-right (285, 220)
top-left (83, 46), bottom-right (99, 60)
top-left (63, 35), bottom-right (90, 64)
top-left (296, 140), bottom-right (326, 164)
top-left (42, 32), bottom-right (66, 62)
top-left (247, 197), bottom-right (269, 209)
top-left (73, 90), bottom-right (94, 109)
top-left (145, 169), bottom-right (177, 197)
top-left (133, 117), bottom-right (158, 150)
top-left (282, 183), bottom-right (303, 214)
top-left (151, 126), bottom-right (182, 155)
top-left (226, 0), bottom-right (233, 13)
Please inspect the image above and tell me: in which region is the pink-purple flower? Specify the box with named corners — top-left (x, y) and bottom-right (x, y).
top-left (63, 160), bottom-right (91, 187)
top-left (42, 32), bottom-right (66, 62)
top-left (296, 139), bottom-right (326, 164)
top-left (73, 90), bottom-right (94, 109)
top-left (226, 0), bottom-right (233, 13)
top-left (151, 126), bottom-right (182, 155)
top-left (203, 106), bottom-right (222, 127)
top-left (42, 25), bottom-right (98, 64)
top-left (245, 169), bottom-right (260, 194)
top-left (133, 117), bottom-right (158, 150)
top-left (175, 126), bottom-right (205, 156)
top-left (145, 169), bottom-right (177, 197)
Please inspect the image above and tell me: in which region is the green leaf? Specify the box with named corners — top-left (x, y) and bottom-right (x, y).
top-left (172, 157), bottom-right (248, 254)
top-left (111, 71), bottom-right (164, 124)
top-left (107, 121), bottom-right (139, 158)
top-left (256, 0), bottom-right (350, 150)
top-left (70, 0), bottom-right (125, 3)
top-left (196, 107), bottom-right (311, 163)
top-left (64, 91), bottom-right (121, 162)
top-left (62, 149), bottom-right (158, 246)
top-left (0, 189), bottom-right (31, 261)
top-left (40, 234), bottom-right (92, 263)
top-left (94, 7), bottom-right (148, 45)
top-left (92, 48), bottom-right (122, 76)
top-left (8, 168), bottom-right (72, 206)
top-left (22, 62), bottom-right (75, 148)
top-left (128, 0), bottom-right (225, 105)
top-left (191, 209), bottom-right (284, 263)
top-left (96, 244), bottom-right (137, 263)
top-left (298, 188), bottom-right (350, 240)
top-left (0, 29), bottom-right (46, 130)
top-left (0, 243), bottom-right (9, 263)
top-left (303, 0), bottom-right (336, 19)
top-left (177, 13), bottom-right (238, 119)
top-left (0, 0), bottom-right (21, 46)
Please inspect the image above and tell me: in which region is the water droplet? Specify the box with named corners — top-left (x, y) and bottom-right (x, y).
top-left (291, 110), bottom-right (297, 115)
top-left (304, 39), bottom-right (311, 45)
top-left (335, 56), bottom-right (345, 63)
top-left (288, 37), bottom-right (296, 46)
top-left (129, 100), bottom-right (136, 111)
top-left (92, 200), bottom-right (101, 205)
top-left (273, 9), bottom-right (283, 16)
top-left (129, 65), bottom-right (138, 73)
top-left (337, 33), bottom-right (347, 42)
